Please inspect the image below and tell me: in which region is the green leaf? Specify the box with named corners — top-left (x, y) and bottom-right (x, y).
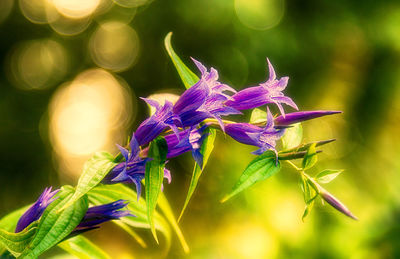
top-left (20, 186), bottom-right (89, 258)
top-left (0, 222), bottom-right (38, 257)
top-left (0, 206), bottom-right (30, 255)
top-left (58, 235), bottom-right (111, 259)
top-left (221, 151), bottom-right (281, 202)
top-left (300, 175), bottom-right (318, 221)
top-left (281, 123), bottom-right (303, 150)
top-left (302, 143), bottom-right (318, 170)
top-left (179, 128), bottom-right (216, 221)
top-left (164, 32), bottom-right (199, 89)
top-left (316, 169), bottom-right (343, 184)
top-left (88, 184), bottom-right (172, 250)
top-left (158, 193), bottom-right (189, 254)
top-left (59, 152), bottom-right (117, 212)
top-left (145, 137), bottom-right (168, 243)
top-left (249, 108), bottom-right (267, 124)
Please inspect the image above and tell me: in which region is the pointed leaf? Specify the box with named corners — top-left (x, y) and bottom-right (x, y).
top-left (0, 222), bottom-right (38, 257)
top-left (58, 235), bottom-right (111, 259)
top-left (145, 137), bottom-right (168, 243)
top-left (164, 32), bottom-right (199, 89)
top-left (20, 186), bottom-right (89, 258)
top-left (281, 123), bottom-right (303, 150)
top-left (59, 152), bottom-right (117, 211)
top-left (300, 175), bottom-right (318, 221)
top-left (158, 193), bottom-right (189, 253)
top-left (249, 108), bottom-right (267, 124)
top-left (221, 151), bottom-right (281, 202)
top-left (316, 169), bottom-right (343, 184)
top-left (179, 128), bottom-right (216, 221)
top-left (302, 143), bottom-right (318, 170)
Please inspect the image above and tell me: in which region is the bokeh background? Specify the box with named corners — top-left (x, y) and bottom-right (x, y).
top-left (1, 0), bottom-right (400, 258)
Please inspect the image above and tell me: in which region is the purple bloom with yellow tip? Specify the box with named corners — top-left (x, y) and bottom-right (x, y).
top-left (15, 187), bottom-right (59, 233)
top-left (225, 58), bottom-right (298, 116)
top-left (103, 133), bottom-right (171, 199)
top-left (173, 58), bottom-right (240, 130)
top-left (225, 108), bottom-right (284, 155)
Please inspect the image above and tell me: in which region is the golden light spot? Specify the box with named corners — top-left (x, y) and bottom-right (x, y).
top-left (220, 220), bottom-right (278, 259)
top-left (8, 39), bottom-right (68, 90)
top-left (49, 69), bottom-right (134, 180)
top-left (51, 0), bottom-right (100, 19)
top-left (89, 21), bottom-right (139, 72)
top-left (234, 0), bottom-right (285, 30)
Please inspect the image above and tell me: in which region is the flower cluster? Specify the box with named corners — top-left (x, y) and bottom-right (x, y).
top-left (15, 187), bottom-right (131, 236)
top-left (106, 58), bottom-right (340, 195)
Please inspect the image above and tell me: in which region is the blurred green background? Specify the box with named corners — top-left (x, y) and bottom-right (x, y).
top-left (1, 0), bottom-right (400, 258)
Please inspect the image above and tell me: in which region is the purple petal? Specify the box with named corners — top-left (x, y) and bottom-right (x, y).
top-left (15, 187), bottom-right (59, 232)
top-left (225, 86), bottom-right (271, 110)
top-left (267, 58), bottom-right (276, 81)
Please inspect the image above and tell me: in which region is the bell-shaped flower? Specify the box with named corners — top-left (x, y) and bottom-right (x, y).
top-left (225, 58), bottom-right (298, 117)
top-left (103, 134), bottom-right (171, 200)
top-left (164, 125), bottom-right (209, 168)
top-left (225, 108), bottom-right (285, 155)
top-left (173, 58), bottom-right (240, 130)
top-left (15, 187), bottom-right (59, 232)
top-left (72, 200), bottom-right (132, 235)
top-left (135, 98), bottom-right (181, 146)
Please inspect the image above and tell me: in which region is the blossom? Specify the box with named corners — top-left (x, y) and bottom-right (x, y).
top-left (134, 98), bottom-right (180, 146)
top-left (274, 110), bottom-right (342, 126)
top-left (225, 58), bottom-right (298, 116)
top-left (225, 108), bottom-right (285, 155)
top-left (173, 58), bottom-right (240, 130)
top-left (72, 200), bottom-right (132, 235)
top-left (103, 133), bottom-right (171, 199)
top-left (319, 188), bottom-right (358, 220)
top-left (164, 125), bottom-right (209, 168)
top-left (15, 187), bottom-right (59, 232)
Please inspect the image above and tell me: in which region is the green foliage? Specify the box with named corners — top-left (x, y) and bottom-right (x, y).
top-left (164, 32), bottom-right (199, 89)
top-left (316, 169), bottom-right (343, 184)
top-left (281, 123), bottom-right (303, 150)
top-left (20, 186), bottom-right (89, 258)
top-left (158, 193), bottom-right (190, 253)
top-left (145, 137), bottom-right (168, 243)
top-left (59, 152), bottom-right (117, 212)
top-left (302, 143), bottom-right (318, 170)
top-left (0, 206), bottom-right (30, 254)
top-left (0, 222), bottom-right (38, 257)
top-left (300, 174), bottom-right (318, 221)
top-left (58, 235), bottom-right (111, 259)
top-left (179, 127), bottom-right (216, 221)
top-left (221, 151), bottom-right (281, 202)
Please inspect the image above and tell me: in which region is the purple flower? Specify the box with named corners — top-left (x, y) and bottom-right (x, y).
top-left (225, 58), bottom-right (298, 116)
top-left (15, 187), bottom-right (59, 232)
top-left (164, 125), bottom-right (208, 168)
top-left (103, 133), bottom-right (171, 200)
top-left (135, 98), bottom-right (180, 146)
top-left (274, 110), bottom-right (342, 126)
top-left (72, 200), bottom-right (132, 235)
top-left (225, 108), bottom-right (284, 155)
top-left (173, 58), bottom-right (240, 130)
